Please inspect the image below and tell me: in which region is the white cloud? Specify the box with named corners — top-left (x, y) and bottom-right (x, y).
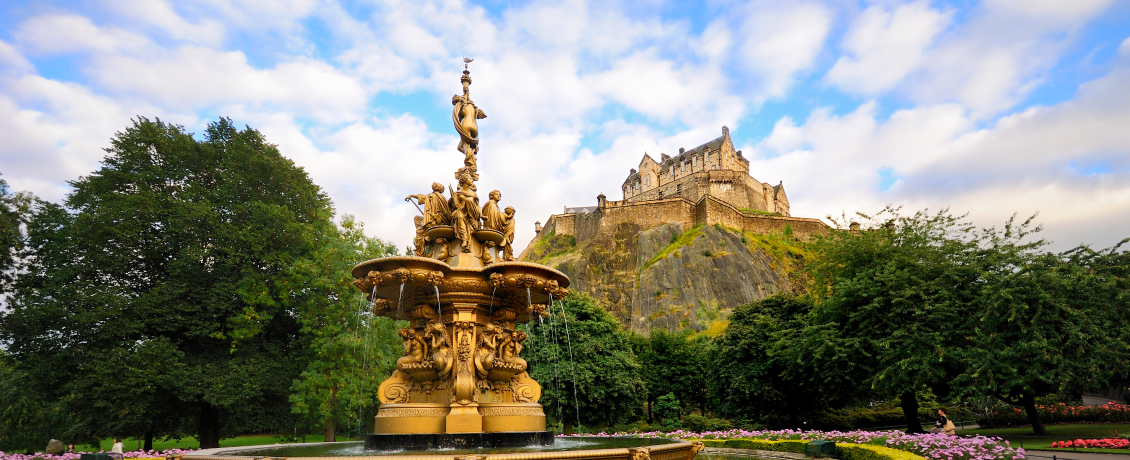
top-left (737, 0), bottom-right (833, 98)
top-left (105, 0), bottom-right (226, 45)
top-left (904, 0), bottom-right (1116, 116)
top-left (1120, 36), bottom-right (1130, 57)
top-left (15, 14), bottom-right (152, 55)
top-left (748, 66), bottom-right (1130, 251)
top-left (825, 1), bottom-right (952, 94)
top-left (0, 40), bottom-right (34, 76)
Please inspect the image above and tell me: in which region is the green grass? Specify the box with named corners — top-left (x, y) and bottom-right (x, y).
top-left (969, 423), bottom-right (1130, 453)
top-left (529, 229), bottom-right (576, 262)
top-left (75, 434), bottom-right (359, 452)
top-left (738, 208), bottom-right (782, 216)
top-left (646, 225), bottom-right (703, 268)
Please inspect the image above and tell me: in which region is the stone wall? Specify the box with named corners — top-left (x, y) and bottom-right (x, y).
top-left (519, 194), bottom-right (827, 260)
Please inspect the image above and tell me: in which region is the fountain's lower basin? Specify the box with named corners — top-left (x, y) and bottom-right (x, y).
top-left (182, 436), bottom-right (703, 460)
top-left (365, 431), bottom-right (554, 450)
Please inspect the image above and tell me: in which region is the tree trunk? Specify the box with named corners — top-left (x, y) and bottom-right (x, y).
top-left (900, 391), bottom-right (924, 433)
top-left (1022, 395), bottom-right (1047, 435)
top-left (197, 403), bottom-right (221, 449)
top-left (324, 417), bottom-right (335, 442)
top-left (143, 431), bottom-right (153, 452)
top-left (646, 399), bottom-right (653, 423)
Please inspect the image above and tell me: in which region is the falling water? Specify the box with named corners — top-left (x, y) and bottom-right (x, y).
top-left (396, 283), bottom-right (405, 318)
top-left (434, 286), bottom-right (442, 322)
top-left (543, 306), bottom-right (565, 429)
top-left (556, 297), bottom-right (582, 430)
top-left (489, 287), bottom-right (497, 317)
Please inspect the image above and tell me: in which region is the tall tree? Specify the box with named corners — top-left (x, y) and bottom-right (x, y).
top-left (954, 223), bottom-right (1130, 435)
top-left (1, 117), bottom-right (336, 448)
top-left (635, 330), bottom-right (712, 421)
top-left (786, 208), bottom-right (982, 432)
top-left (288, 215), bottom-right (400, 442)
top-left (526, 292), bottom-right (646, 431)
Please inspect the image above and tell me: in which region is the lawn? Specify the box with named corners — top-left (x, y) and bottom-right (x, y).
top-left (968, 423), bottom-right (1130, 454)
top-left (78, 434), bottom-right (362, 452)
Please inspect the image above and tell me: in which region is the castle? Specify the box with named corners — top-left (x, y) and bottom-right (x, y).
top-left (521, 126), bottom-right (827, 258)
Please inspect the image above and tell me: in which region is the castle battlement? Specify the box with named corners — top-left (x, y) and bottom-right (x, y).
top-left (520, 127), bottom-right (827, 260)
top-left (619, 126), bottom-right (789, 216)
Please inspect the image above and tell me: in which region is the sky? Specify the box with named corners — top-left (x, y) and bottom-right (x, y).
top-left (1, 0), bottom-right (1129, 253)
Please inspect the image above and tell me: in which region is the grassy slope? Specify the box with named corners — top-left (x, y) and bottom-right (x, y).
top-left (969, 423), bottom-right (1130, 453)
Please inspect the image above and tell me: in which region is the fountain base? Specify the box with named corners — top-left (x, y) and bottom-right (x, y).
top-left (364, 431), bottom-right (554, 451)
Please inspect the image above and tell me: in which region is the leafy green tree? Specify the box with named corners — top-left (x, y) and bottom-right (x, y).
top-left (784, 208), bottom-right (983, 432)
top-left (954, 227), bottom-right (1130, 435)
top-left (0, 174), bottom-right (31, 296)
top-left (1, 117), bottom-right (336, 448)
top-left (634, 330), bottom-right (712, 421)
top-left (0, 350), bottom-right (69, 452)
top-left (653, 394), bottom-right (681, 427)
top-left (712, 293), bottom-right (852, 428)
top-left (288, 215), bottom-right (401, 442)
top-left (526, 292), bottom-right (645, 431)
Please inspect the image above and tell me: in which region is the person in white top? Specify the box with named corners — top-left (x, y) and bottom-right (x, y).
top-left (111, 438), bottom-right (124, 454)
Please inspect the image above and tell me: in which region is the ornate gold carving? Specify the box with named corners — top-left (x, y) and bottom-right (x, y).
top-left (629, 447), bottom-right (652, 460)
top-left (435, 238), bottom-right (450, 260)
top-left (406, 183), bottom-right (452, 229)
top-left (376, 407), bottom-right (450, 418)
top-left (392, 268), bottom-right (411, 284)
top-left (480, 240), bottom-right (496, 265)
top-left (517, 274), bottom-right (538, 289)
top-left (479, 406), bottom-right (544, 417)
top-left (426, 270), bottom-right (445, 286)
top-left (488, 330), bottom-right (527, 382)
top-left (444, 278), bottom-right (488, 292)
top-left (382, 380), bottom-right (410, 404)
top-left (474, 323), bottom-right (502, 386)
top-left (451, 170), bottom-right (482, 254)
top-left (368, 270), bottom-right (383, 287)
top-left (371, 298), bottom-right (392, 316)
top-left (452, 321), bottom-right (477, 404)
top-left (688, 442), bottom-right (705, 460)
top-left (425, 321), bottom-right (453, 380)
top-left (528, 304), bottom-right (547, 321)
top-left (452, 67), bottom-right (486, 169)
top-left (489, 273), bottom-right (504, 288)
top-left (454, 455), bottom-right (486, 460)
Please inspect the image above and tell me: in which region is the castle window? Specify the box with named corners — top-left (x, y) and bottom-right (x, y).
top-left (676, 184), bottom-right (682, 193)
top-left (681, 162), bottom-right (686, 171)
top-left (712, 165), bottom-right (717, 170)
top-left (706, 151), bottom-right (711, 162)
top-left (645, 175), bottom-right (650, 186)
top-left (692, 156), bottom-right (697, 168)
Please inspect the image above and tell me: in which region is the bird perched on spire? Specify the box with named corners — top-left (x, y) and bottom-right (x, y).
top-left (463, 57), bottom-right (473, 70)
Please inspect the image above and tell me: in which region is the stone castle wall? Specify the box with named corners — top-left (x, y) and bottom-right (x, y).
top-left (521, 194), bottom-right (826, 259)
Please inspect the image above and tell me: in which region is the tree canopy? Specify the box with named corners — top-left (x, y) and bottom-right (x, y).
top-left (525, 292), bottom-right (646, 431)
top-left (0, 117), bottom-right (341, 448)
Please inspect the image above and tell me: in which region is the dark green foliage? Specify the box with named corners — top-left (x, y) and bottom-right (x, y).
top-left (525, 292), bottom-right (645, 430)
top-left (712, 293), bottom-right (847, 428)
top-left (287, 215), bottom-right (401, 441)
top-left (654, 394), bottom-right (681, 426)
top-left (633, 329), bottom-right (712, 420)
top-left (681, 414), bottom-right (733, 432)
top-left (0, 117), bottom-right (338, 448)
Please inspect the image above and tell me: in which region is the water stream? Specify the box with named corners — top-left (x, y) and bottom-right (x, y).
top-left (555, 298), bottom-right (582, 430)
top-left (434, 286), bottom-right (442, 322)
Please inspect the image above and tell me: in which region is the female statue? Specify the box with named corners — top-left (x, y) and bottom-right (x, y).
top-left (406, 182), bottom-right (451, 228)
top-left (481, 190), bottom-right (505, 231)
top-left (452, 73), bottom-right (487, 169)
top-left (450, 171), bottom-right (481, 253)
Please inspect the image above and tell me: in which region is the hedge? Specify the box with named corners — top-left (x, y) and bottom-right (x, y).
top-left (697, 438), bottom-right (926, 460)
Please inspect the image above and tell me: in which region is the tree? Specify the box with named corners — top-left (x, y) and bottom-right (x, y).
top-left (785, 208), bottom-right (982, 432)
top-left (954, 222), bottom-right (1130, 435)
top-left (525, 292), bottom-right (645, 431)
top-left (0, 174), bottom-right (31, 296)
top-left (1, 117), bottom-right (336, 448)
top-left (711, 294), bottom-right (854, 428)
top-left (288, 215), bottom-right (401, 442)
top-left (634, 330), bottom-right (712, 422)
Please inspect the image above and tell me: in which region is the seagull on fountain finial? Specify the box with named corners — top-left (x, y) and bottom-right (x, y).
top-left (463, 57), bottom-right (473, 70)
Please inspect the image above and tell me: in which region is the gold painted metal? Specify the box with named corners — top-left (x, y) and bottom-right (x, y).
top-left (354, 64), bottom-right (571, 436)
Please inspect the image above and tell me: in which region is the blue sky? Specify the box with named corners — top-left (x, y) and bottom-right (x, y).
top-left (1, 0), bottom-right (1129, 251)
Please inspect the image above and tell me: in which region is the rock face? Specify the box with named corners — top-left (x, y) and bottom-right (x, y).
top-left (522, 222), bottom-right (802, 332)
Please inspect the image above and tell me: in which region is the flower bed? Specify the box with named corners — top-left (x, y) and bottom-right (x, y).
top-left (1051, 438), bottom-right (1130, 449)
top-left (564, 429), bottom-right (1025, 460)
top-left (0, 449), bottom-right (194, 460)
top-left (978, 402), bottom-right (1130, 428)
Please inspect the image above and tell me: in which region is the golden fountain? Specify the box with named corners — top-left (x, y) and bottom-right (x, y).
top-left (183, 62), bottom-right (704, 460)
top-left (349, 62), bottom-right (569, 448)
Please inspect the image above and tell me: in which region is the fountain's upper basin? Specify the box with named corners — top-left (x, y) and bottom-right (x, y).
top-left (183, 437), bottom-right (696, 460)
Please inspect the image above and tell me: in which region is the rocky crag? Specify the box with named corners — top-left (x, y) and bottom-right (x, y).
top-left (521, 222), bottom-right (806, 333)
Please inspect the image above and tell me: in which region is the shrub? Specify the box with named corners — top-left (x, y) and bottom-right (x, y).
top-left (977, 402), bottom-right (1130, 428)
top-left (682, 414), bottom-right (733, 432)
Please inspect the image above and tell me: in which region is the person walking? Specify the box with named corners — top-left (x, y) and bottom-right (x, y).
top-left (931, 408), bottom-right (956, 436)
top-left (111, 439), bottom-right (124, 453)
top-left (66, 443), bottom-right (76, 454)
